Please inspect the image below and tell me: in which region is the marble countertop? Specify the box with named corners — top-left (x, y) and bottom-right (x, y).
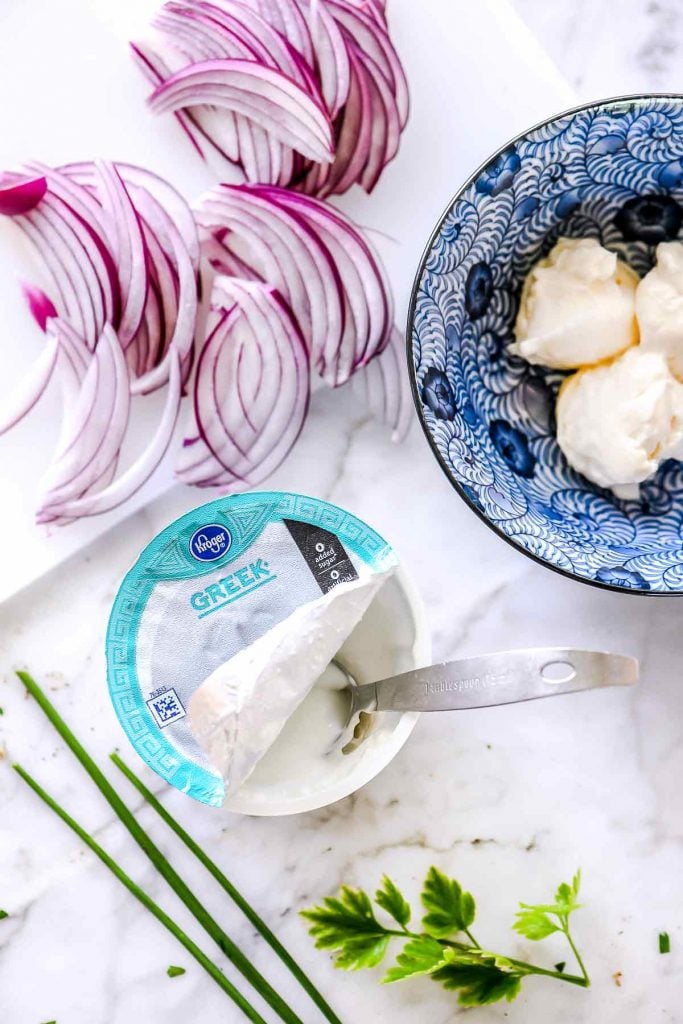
top-left (1, 2), bottom-right (682, 1023)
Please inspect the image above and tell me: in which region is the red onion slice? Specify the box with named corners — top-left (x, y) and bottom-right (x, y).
top-left (15, 209), bottom-right (99, 346)
top-left (130, 41), bottom-right (209, 160)
top-left (300, 0), bottom-right (350, 117)
top-left (196, 182), bottom-right (393, 385)
top-left (167, 1), bottom-right (313, 86)
top-left (0, 158), bottom-right (202, 523)
top-left (314, 41), bottom-right (373, 197)
top-left (38, 323), bottom-right (131, 510)
top-left (148, 59), bottom-right (334, 164)
top-left (325, 0), bottom-right (408, 128)
top-left (25, 162), bottom-right (122, 333)
top-left (44, 349), bottom-right (183, 518)
top-left (124, 182), bottom-right (198, 394)
top-left (95, 161), bottom-right (148, 347)
top-left (21, 282), bottom-right (58, 332)
top-left (245, 0), bottom-right (314, 65)
top-left (0, 331), bottom-right (59, 435)
top-left (133, 0), bottom-right (408, 196)
top-left (0, 173), bottom-right (47, 214)
top-left (184, 276), bottom-right (309, 488)
top-left (256, 185), bottom-right (393, 378)
top-left (195, 184), bottom-right (344, 368)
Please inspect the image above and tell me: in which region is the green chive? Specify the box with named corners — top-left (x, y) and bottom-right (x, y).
top-left (167, 965), bottom-right (186, 978)
top-left (112, 752), bottom-right (342, 1024)
top-left (13, 763), bottom-right (266, 1024)
top-left (0, 910), bottom-right (8, 920)
top-left (659, 932), bottom-right (670, 954)
top-left (16, 671), bottom-right (302, 1024)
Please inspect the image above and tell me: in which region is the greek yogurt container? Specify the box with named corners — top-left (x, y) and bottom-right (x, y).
top-left (106, 491), bottom-right (429, 815)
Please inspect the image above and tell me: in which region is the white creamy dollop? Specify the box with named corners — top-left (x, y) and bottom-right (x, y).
top-left (636, 241), bottom-right (683, 380)
top-left (513, 237), bottom-right (639, 368)
top-left (189, 572), bottom-right (390, 795)
top-left (556, 347), bottom-right (683, 498)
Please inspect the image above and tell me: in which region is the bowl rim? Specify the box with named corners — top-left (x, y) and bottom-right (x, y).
top-left (406, 92), bottom-right (683, 599)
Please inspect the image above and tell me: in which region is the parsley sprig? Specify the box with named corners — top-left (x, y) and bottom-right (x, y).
top-left (302, 867), bottom-right (589, 1008)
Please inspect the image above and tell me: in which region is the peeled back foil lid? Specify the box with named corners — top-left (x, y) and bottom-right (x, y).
top-left (106, 491), bottom-right (398, 807)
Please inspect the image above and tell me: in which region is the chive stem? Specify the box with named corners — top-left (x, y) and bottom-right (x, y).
top-left (13, 763), bottom-right (268, 1024)
top-left (111, 752), bottom-right (343, 1024)
top-left (16, 671), bottom-right (303, 1024)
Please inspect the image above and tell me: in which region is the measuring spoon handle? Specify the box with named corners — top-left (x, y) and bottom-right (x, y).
top-left (354, 648), bottom-right (638, 714)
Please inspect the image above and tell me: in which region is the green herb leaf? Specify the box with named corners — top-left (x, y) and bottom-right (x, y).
top-left (421, 867), bottom-right (476, 937)
top-left (167, 965), bottom-right (186, 978)
top-left (0, 910), bottom-right (8, 920)
top-left (383, 936), bottom-right (446, 982)
top-left (513, 907), bottom-right (560, 941)
top-left (514, 870), bottom-right (582, 940)
top-left (0, 706), bottom-right (4, 715)
top-left (432, 950), bottom-right (522, 1006)
top-left (659, 932), bottom-right (670, 955)
top-left (554, 870), bottom-right (581, 916)
top-left (301, 887), bottom-right (391, 970)
top-left (375, 876), bottom-right (411, 929)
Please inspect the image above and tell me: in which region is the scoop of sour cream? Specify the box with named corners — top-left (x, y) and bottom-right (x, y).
top-left (556, 347), bottom-right (683, 498)
top-left (513, 237), bottom-right (639, 369)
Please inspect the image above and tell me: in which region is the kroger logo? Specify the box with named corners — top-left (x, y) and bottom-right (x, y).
top-left (189, 524), bottom-right (232, 562)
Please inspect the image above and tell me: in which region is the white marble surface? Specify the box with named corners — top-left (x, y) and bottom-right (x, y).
top-left (513, 0), bottom-right (683, 101)
top-left (1, 2), bottom-right (683, 1024)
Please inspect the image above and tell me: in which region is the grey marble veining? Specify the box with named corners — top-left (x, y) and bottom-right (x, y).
top-left (2, 384), bottom-right (683, 1023)
top-left (513, 0), bottom-right (683, 100)
top-left (2, 1), bottom-right (683, 1023)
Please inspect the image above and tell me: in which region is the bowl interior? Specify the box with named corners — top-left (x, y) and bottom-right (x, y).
top-left (409, 95), bottom-right (683, 594)
top-left (225, 567), bottom-right (430, 815)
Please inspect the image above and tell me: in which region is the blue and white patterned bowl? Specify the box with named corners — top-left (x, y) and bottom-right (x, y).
top-left (408, 95), bottom-right (683, 595)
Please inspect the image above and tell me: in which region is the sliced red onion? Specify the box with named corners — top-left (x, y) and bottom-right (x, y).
top-left (195, 183), bottom-right (392, 386)
top-left (148, 58), bottom-right (334, 164)
top-left (195, 184), bottom-right (343, 372)
top-left (325, 1), bottom-right (408, 128)
top-left (25, 161), bottom-right (122, 335)
top-left (49, 318), bottom-right (95, 456)
top-left (51, 318), bottom-right (91, 385)
top-left (352, 325), bottom-right (412, 442)
top-left (18, 207), bottom-right (101, 345)
top-left (38, 323), bottom-right (131, 511)
top-left (133, 0), bottom-right (408, 194)
top-left (254, 185), bottom-right (393, 378)
top-left (165, 1), bottom-right (313, 87)
top-left (21, 282), bottom-right (58, 331)
top-left (245, 0), bottom-right (314, 65)
top-left (43, 348), bottom-right (183, 518)
top-left (61, 160), bottom-right (199, 393)
top-left (122, 181), bottom-right (198, 394)
top-left (299, 0), bottom-right (350, 118)
top-left (95, 161), bottom-right (147, 347)
top-left (130, 40), bottom-right (209, 160)
top-left (306, 41), bottom-right (373, 197)
top-left (0, 158), bottom-right (200, 523)
top-left (179, 276), bottom-right (309, 488)
top-left (0, 173), bottom-right (47, 214)
top-left (0, 330), bottom-right (59, 435)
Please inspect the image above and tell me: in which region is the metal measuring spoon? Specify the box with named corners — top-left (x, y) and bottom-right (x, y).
top-left (337, 648), bottom-right (638, 754)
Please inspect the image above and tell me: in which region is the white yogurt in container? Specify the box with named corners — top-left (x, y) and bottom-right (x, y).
top-left (106, 491), bottom-right (429, 815)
